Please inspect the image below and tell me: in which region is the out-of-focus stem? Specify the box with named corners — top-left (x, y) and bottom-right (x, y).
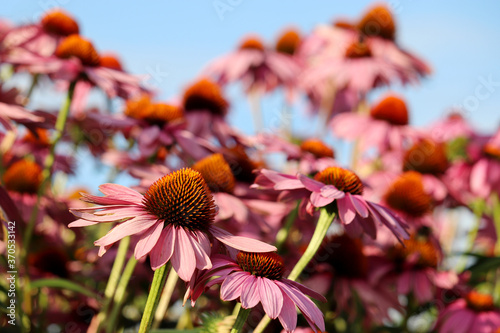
top-left (106, 255), bottom-right (138, 333)
top-left (152, 268), bottom-right (179, 328)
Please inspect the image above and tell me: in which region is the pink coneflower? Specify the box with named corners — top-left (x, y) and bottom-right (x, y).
top-left (4, 34), bottom-right (146, 100)
top-left (402, 138), bottom-right (449, 201)
top-left (69, 168), bottom-right (276, 281)
top-left (380, 228), bottom-right (457, 304)
top-left (181, 78), bottom-right (244, 147)
top-left (2, 9), bottom-right (79, 58)
top-left (304, 233), bottom-right (399, 325)
top-left (436, 291), bottom-right (500, 332)
top-left (331, 94), bottom-right (418, 153)
top-left (381, 171), bottom-right (434, 228)
top-left (204, 35), bottom-right (300, 95)
top-left (427, 112), bottom-right (475, 143)
top-left (470, 129), bottom-right (500, 199)
top-left (185, 252), bottom-right (326, 332)
top-left (253, 166), bottom-right (409, 241)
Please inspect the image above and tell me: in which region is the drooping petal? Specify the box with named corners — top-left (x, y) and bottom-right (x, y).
top-left (186, 230), bottom-right (212, 270)
top-left (278, 292), bottom-right (298, 333)
top-left (309, 191), bottom-right (334, 207)
top-left (220, 272), bottom-right (249, 301)
top-left (68, 219), bottom-right (99, 227)
top-left (337, 197), bottom-right (356, 224)
top-left (258, 277), bottom-right (283, 319)
top-left (240, 275), bottom-right (260, 309)
top-left (171, 227), bottom-right (197, 281)
top-left (150, 225), bottom-right (176, 270)
top-left (134, 222), bottom-right (163, 260)
top-left (297, 174), bottom-right (325, 192)
top-left (284, 279), bottom-right (327, 302)
top-left (98, 183), bottom-right (144, 203)
top-left (350, 195), bottom-right (369, 218)
top-left (210, 226), bottom-right (277, 252)
top-left (320, 185), bottom-right (345, 199)
top-left (276, 280), bottom-right (325, 332)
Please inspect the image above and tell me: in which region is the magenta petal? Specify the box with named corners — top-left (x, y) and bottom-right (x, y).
top-left (284, 279), bottom-right (327, 303)
top-left (258, 277), bottom-right (283, 319)
top-left (171, 227), bottom-right (196, 282)
top-left (276, 281), bottom-right (325, 332)
top-left (278, 292), bottom-right (298, 333)
top-left (210, 226), bottom-right (277, 252)
top-left (310, 191), bottom-right (334, 207)
top-left (261, 169), bottom-right (304, 190)
top-left (134, 222), bottom-right (163, 260)
top-left (150, 225), bottom-right (176, 270)
top-left (220, 272), bottom-right (248, 301)
top-left (186, 231), bottom-right (212, 270)
top-left (337, 197), bottom-right (356, 224)
top-left (240, 275), bottom-right (260, 309)
top-left (297, 174), bottom-right (325, 192)
top-left (350, 195), bottom-right (369, 218)
top-left (68, 219), bottom-right (99, 227)
top-left (320, 185), bottom-right (345, 199)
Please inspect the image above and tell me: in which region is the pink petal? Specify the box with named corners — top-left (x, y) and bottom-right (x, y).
top-left (320, 185), bottom-right (345, 199)
top-left (171, 227), bottom-right (196, 281)
top-left (310, 191), bottom-right (334, 207)
top-left (150, 225), bottom-right (176, 270)
top-left (240, 275), bottom-right (260, 309)
top-left (278, 292), bottom-right (298, 333)
top-left (220, 271), bottom-right (249, 301)
top-left (98, 183), bottom-right (144, 202)
top-left (68, 219), bottom-right (99, 227)
top-left (134, 222), bottom-right (164, 260)
top-left (350, 195), bottom-right (369, 218)
top-left (297, 174), bottom-right (325, 192)
top-left (210, 226), bottom-right (277, 252)
top-left (186, 231), bottom-right (212, 270)
top-left (94, 216), bottom-right (157, 250)
top-left (258, 277), bottom-right (283, 319)
top-left (284, 279), bottom-right (327, 303)
top-left (276, 280), bottom-right (325, 332)
top-left (337, 197), bottom-right (356, 224)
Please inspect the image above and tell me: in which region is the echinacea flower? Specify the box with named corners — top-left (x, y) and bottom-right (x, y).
top-left (470, 129), bottom-right (500, 199)
top-left (69, 168), bottom-right (276, 281)
top-left (185, 252), bottom-right (326, 333)
top-left (253, 166), bottom-right (409, 241)
top-left (5, 34), bottom-right (146, 100)
top-left (382, 171), bottom-right (434, 227)
top-left (331, 94), bottom-right (418, 153)
top-left (303, 233), bottom-right (400, 325)
top-left (204, 35), bottom-right (300, 95)
top-left (2, 9), bottom-right (79, 58)
top-left (380, 228), bottom-right (457, 304)
top-left (436, 291), bottom-right (500, 333)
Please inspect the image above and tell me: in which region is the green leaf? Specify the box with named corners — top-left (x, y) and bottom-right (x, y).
top-left (466, 254), bottom-right (500, 273)
top-left (31, 278), bottom-right (101, 300)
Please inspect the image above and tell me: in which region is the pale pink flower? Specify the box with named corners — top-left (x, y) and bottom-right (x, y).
top-left (470, 129), bottom-right (500, 199)
top-left (69, 168), bottom-right (276, 281)
top-left (204, 35), bottom-right (300, 94)
top-left (253, 166), bottom-right (409, 241)
top-left (427, 112), bottom-right (475, 143)
top-left (185, 252), bottom-right (326, 333)
top-left (436, 291), bottom-right (500, 333)
top-left (331, 94), bottom-right (418, 153)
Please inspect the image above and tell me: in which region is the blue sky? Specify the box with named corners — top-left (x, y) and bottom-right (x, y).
top-left (4, 1), bottom-right (500, 189)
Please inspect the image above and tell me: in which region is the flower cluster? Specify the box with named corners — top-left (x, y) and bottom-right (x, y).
top-left (0, 4), bottom-right (499, 333)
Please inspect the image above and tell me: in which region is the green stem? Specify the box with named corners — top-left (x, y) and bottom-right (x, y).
top-left (287, 207), bottom-right (336, 281)
top-left (138, 263), bottom-right (170, 333)
top-left (106, 255), bottom-right (138, 333)
top-left (153, 267), bottom-right (179, 328)
top-left (275, 202), bottom-right (299, 251)
top-left (491, 194), bottom-right (500, 256)
top-left (456, 202), bottom-right (485, 272)
top-left (95, 237), bottom-right (131, 332)
top-left (254, 207), bottom-right (336, 333)
top-left (230, 307), bottom-right (251, 333)
top-left (24, 73), bottom-right (39, 105)
top-left (21, 80), bottom-right (77, 264)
